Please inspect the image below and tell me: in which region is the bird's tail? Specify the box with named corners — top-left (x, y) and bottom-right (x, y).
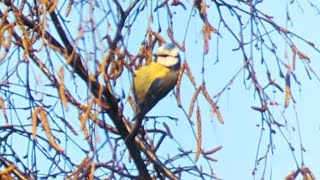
top-left (125, 113), bottom-right (145, 142)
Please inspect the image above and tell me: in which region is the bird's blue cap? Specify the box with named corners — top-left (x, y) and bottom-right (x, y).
top-left (162, 43), bottom-right (176, 50)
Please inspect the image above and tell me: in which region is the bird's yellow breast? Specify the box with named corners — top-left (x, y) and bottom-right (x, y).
top-left (133, 62), bottom-right (170, 104)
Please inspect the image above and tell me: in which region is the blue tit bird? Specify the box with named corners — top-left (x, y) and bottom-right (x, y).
top-left (134, 43), bottom-right (181, 116)
top-left (127, 43), bottom-right (181, 141)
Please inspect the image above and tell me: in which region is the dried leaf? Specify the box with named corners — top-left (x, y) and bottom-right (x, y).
top-left (279, 27), bottom-right (289, 33)
top-left (195, 105), bottom-right (202, 162)
top-left (202, 23), bottom-right (218, 54)
top-left (297, 50), bottom-right (310, 62)
top-left (291, 45), bottom-right (311, 63)
top-left (195, 0), bottom-right (218, 54)
top-left (284, 72), bottom-right (291, 108)
top-left (194, 0), bottom-right (207, 21)
top-left (48, 0), bottom-right (58, 13)
top-left (292, 46), bottom-right (296, 71)
top-left (269, 100), bottom-right (279, 106)
top-left (69, 157), bottom-right (91, 178)
top-left (202, 86), bottom-right (224, 124)
top-left (65, 0), bottom-right (73, 17)
top-left (148, 28), bottom-right (166, 44)
top-left (251, 104), bottom-right (268, 112)
top-left (167, 28), bottom-right (179, 49)
top-left (31, 109), bottom-right (39, 139)
top-left (204, 155), bottom-right (218, 162)
top-left (58, 67), bottom-right (68, 110)
top-left (203, 146), bottom-right (223, 155)
top-left (301, 166), bottom-right (316, 180)
top-left (108, 52), bottom-right (125, 79)
top-left (0, 23), bottom-right (13, 50)
top-left (175, 63), bottom-right (185, 107)
top-left (171, 0), bottom-right (187, 10)
top-left (285, 170), bottom-right (298, 180)
top-left (128, 96), bottom-right (137, 113)
top-left (0, 97), bottom-right (9, 125)
top-left (163, 122), bottom-right (173, 138)
top-left (184, 61), bottom-right (196, 87)
top-left (89, 164), bottom-right (95, 180)
top-left (0, 164), bottom-right (15, 175)
top-left (188, 86), bottom-right (201, 119)
top-left (80, 99), bottom-right (94, 130)
top-left (36, 108), bottom-right (64, 152)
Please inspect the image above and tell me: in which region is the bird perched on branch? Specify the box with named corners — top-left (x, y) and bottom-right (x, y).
top-left (127, 43), bottom-right (181, 141)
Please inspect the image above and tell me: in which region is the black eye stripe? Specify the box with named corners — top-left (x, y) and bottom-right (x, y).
top-left (157, 54), bottom-right (180, 58)
top-left (157, 54), bottom-right (170, 57)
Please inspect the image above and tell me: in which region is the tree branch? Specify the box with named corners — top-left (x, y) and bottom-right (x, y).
top-left (0, 1), bottom-right (150, 178)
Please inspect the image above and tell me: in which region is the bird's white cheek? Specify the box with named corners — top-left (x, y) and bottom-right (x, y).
top-left (157, 57), bottom-right (179, 67)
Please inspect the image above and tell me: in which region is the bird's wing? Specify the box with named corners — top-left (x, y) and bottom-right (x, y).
top-left (134, 62), bottom-right (169, 104)
top-left (140, 71), bottom-right (178, 115)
